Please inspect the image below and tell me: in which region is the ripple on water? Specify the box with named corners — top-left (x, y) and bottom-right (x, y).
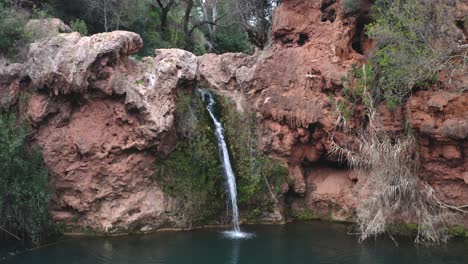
top-left (222, 231), bottom-right (255, 240)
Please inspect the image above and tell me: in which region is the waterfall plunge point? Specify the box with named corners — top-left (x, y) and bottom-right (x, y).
top-left (198, 89), bottom-right (254, 240)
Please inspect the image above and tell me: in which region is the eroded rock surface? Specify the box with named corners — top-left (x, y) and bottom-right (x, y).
top-left (20, 31), bottom-right (198, 232)
top-left (198, 0), bottom-right (467, 223)
top-left (408, 91), bottom-right (468, 208)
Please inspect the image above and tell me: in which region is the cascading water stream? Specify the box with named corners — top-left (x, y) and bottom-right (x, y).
top-left (198, 89), bottom-right (252, 239)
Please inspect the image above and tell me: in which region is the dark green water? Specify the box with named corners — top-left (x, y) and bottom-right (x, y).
top-left (2, 222), bottom-right (468, 264)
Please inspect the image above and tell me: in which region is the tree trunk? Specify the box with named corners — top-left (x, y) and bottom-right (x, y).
top-left (182, 0), bottom-right (194, 50)
top-left (160, 8), bottom-right (169, 32)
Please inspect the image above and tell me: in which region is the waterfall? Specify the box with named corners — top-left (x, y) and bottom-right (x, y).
top-left (198, 89), bottom-right (252, 239)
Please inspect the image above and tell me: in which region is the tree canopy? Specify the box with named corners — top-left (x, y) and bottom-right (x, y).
top-left (0, 0), bottom-right (281, 58)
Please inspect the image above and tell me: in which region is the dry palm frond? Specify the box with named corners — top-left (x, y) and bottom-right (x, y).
top-left (329, 92), bottom-right (466, 245)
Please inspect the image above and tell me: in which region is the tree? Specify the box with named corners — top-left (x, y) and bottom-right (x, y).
top-left (235, 0), bottom-right (280, 49)
top-left (181, 0), bottom-right (227, 51)
top-left (200, 0), bottom-right (218, 47)
top-left (153, 0), bottom-right (176, 32)
top-left (0, 0), bottom-right (29, 59)
top-left (84, 0), bottom-right (148, 32)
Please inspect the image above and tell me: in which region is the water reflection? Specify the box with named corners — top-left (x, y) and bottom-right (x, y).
top-left (4, 222), bottom-right (468, 264)
top-left (229, 240), bottom-right (240, 264)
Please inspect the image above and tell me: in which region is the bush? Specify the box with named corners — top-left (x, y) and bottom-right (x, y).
top-left (0, 3), bottom-right (29, 56)
top-left (70, 19), bottom-right (88, 36)
top-left (366, 0), bottom-right (461, 106)
top-left (0, 113), bottom-right (52, 245)
top-left (342, 0), bottom-right (363, 16)
top-left (212, 27), bottom-right (252, 54)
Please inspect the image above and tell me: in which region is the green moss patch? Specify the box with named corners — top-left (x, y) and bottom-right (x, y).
top-left (219, 96), bottom-right (288, 218)
top-left (154, 90), bottom-right (224, 225)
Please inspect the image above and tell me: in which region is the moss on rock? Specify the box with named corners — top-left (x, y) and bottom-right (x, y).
top-left (219, 96), bottom-right (288, 217)
top-left (155, 90), bottom-right (225, 226)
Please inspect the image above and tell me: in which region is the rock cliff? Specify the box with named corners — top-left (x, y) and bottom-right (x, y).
top-left (199, 0), bottom-right (467, 224)
top-left (0, 0), bottom-right (466, 232)
top-left (4, 31), bottom-right (200, 232)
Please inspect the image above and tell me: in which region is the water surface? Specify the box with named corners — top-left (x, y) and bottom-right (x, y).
top-left (3, 222), bottom-right (468, 264)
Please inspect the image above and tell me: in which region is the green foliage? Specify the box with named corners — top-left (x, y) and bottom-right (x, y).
top-left (212, 28), bottom-right (251, 54)
top-left (342, 64), bottom-right (374, 104)
top-left (220, 97), bottom-right (288, 212)
top-left (342, 0), bottom-right (363, 16)
top-left (328, 94), bottom-right (352, 123)
top-left (290, 209), bottom-right (320, 220)
top-left (246, 208), bottom-right (262, 220)
top-left (70, 19), bottom-right (88, 36)
top-left (366, 0), bottom-right (460, 107)
top-left (0, 113), bottom-right (52, 245)
top-left (389, 223), bottom-right (468, 238)
top-left (449, 225), bottom-right (468, 238)
top-left (337, 63), bottom-right (375, 119)
top-left (0, 2), bottom-right (29, 55)
top-left (156, 92), bottom-right (287, 224)
top-left (52, 221), bottom-right (67, 235)
top-left (155, 91), bottom-right (224, 225)
top-left (31, 4), bottom-right (50, 19)
top-left (388, 223), bottom-right (419, 236)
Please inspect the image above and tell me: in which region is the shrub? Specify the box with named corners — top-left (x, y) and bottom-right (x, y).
top-left (366, 0), bottom-right (461, 106)
top-left (342, 0), bottom-right (363, 16)
top-left (290, 209), bottom-right (320, 220)
top-left (70, 19), bottom-right (88, 36)
top-left (0, 3), bottom-right (29, 56)
top-left (0, 113), bottom-right (52, 245)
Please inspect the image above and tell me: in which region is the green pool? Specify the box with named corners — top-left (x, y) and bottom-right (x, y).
top-left (3, 222), bottom-right (468, 264)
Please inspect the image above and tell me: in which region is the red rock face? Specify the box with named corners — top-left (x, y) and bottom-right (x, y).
top-left (34, 97), bottom-right (165, 230)
top-left (408, 91), bottom-right (468, 211)
top-left (10, 31), bottom-right (199, 232)
top-left (199, 0), bottom-right (467, 224)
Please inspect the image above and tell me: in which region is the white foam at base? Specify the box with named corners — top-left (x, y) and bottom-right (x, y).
top-left (222, 231), bottom-right (255, 239)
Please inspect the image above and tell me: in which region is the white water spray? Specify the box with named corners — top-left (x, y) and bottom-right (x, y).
top-left (198, 89), bottom-right (253, 239)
